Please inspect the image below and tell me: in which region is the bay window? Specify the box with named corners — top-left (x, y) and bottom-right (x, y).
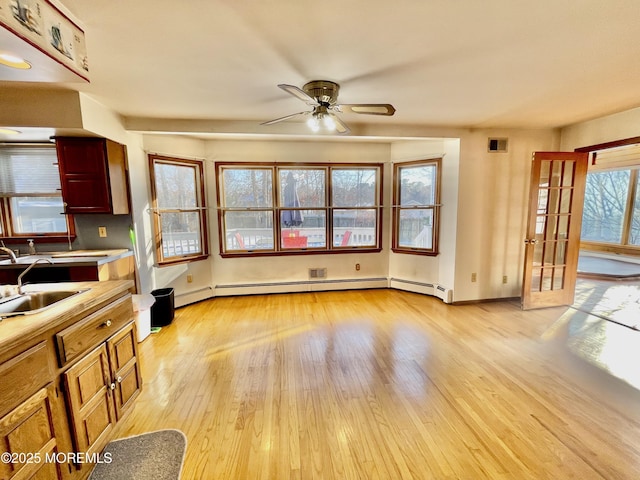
top-left (217, 163), bottom-right (382, 255)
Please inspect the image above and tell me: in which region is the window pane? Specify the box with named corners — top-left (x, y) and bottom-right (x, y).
top-left (332, 169), bottom-right (377, 207)
top-left (281, 210), bottom-right (326, 249)
top-left (279, 169), bottom-right (325, 208)
top-left (154, 163), bottom-right (197, 209)
top-left (333, 209), bottom-right (377, 246)
top-left (223, 169), bottom-right (273, 207)
top-left (581, 170), bottom-right (629, 243)
top-left (150, 155), bottom-right (207, 263)
top-left (398, 209), bottom-right (434, 249)
top-left (159, 212), bottom-right (202, 259)
top-left (399, 165), bottom-right (436, 206)
top-left (10, 197), bottom-right (67, 233)
top-left (631, 174), bottom-right (640, 246)
top-left (224, 211), bottom-right (274, 250)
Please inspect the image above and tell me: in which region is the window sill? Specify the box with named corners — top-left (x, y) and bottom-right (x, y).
top-left (391, 248), bottom-right (439, 256)
top-left (156, 254), bottom-right (210, 267)
top-left (220, 247), bottom-right (382, 258)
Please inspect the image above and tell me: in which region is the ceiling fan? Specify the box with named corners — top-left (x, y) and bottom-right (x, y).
top-left (261, 80), bottom-right (396, 134)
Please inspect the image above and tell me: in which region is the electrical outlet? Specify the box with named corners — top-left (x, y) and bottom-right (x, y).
top-left (355, 263), bottom-right (361, 271)
top-left (502, 275), bottom-right (508, 284)
top-left (187, 274), bottom-right (193, 283)
top-left (471, 272), bottom-right (477, 282)
top-left (98, 226), bottom-right (107, 238)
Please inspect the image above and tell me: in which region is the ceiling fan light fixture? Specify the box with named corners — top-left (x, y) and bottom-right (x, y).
top-left (322, 114), bottom-right (336, 130)
top-left (263, 80), bottom-right (394, 135)
top-left (307, 115), bottom-right (320, 132)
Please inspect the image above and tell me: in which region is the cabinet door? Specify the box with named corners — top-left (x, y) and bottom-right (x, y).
top-left (56, 138), bottom-right (112, 214)
top-left (63, 344), bottom-right (115, 457)
top-left (0, 384), bottom-right (63, 480)
top-left (107, 323), bottom-right (142, 420)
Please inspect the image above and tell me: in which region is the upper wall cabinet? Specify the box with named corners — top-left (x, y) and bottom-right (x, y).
top-left (55, 137), bottom-right (130, 215)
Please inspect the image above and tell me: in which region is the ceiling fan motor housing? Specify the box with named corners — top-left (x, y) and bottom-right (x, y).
top-left (303, 80), bottom-right (339, 105)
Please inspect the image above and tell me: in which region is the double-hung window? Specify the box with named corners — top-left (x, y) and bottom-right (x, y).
top-left (392, 158), bottom-right (442, 255)
top-left (0, 144), bottom-right (74, 241)
top-left (217, 163), bottom-right (382, 255)
top-left (149, 154), bottom-right (209, 265)
top-left (580, 142), bottom-right (640, 252)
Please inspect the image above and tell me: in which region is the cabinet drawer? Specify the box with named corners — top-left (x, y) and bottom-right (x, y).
top-left (0, 342), bottom-right (53, 417)
top-left (56, 295), bottom-right (132, 365)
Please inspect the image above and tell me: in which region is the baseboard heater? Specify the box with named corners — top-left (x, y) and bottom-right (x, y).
top-left (215, 277), bottom-right (388, 296)
top-left (174, 286), bottom-right (214, 308)
top-left (389, 277), bottom-right (453, 303)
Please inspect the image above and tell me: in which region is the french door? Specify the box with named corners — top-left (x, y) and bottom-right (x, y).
top-left (521, 151), bottom-right (589, 309)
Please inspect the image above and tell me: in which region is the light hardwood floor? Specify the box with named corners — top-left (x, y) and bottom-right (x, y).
top-left (114, 289), bottom-right (640, 479)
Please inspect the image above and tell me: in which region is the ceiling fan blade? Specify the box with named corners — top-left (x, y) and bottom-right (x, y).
top-left (328, 113), bottom-right (350, 134)
top-left (335, 104), bottom-right (396, 116)
top-left (260, 111), bottom-right (309, 126)
top-left (278, 84), bottom-right (319, 105)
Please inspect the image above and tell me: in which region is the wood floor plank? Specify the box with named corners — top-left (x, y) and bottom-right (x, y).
top-left (112, 289), bottom-right (640, 479)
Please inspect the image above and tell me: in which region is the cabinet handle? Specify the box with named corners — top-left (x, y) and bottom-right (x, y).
top-left (117, 376), bottom-right (123, 384)
top-left (101, 319), bottom-right (113, 328)
top-left (109, 382), bottom-right (116, 391)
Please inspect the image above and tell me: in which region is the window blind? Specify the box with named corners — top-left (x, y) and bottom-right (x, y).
top-left (591, 144), bottom-right (640, 171)
top-left (0, 145), bottom-right (61, 197)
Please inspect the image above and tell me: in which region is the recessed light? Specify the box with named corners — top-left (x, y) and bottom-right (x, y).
top-left (0, 128), bottom-right (21, 135)
top-left (0, 53), bottom-right (31, 70)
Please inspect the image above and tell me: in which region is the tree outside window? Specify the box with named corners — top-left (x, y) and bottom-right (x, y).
top-left (217, 163), bottom-right (382, 255)
top-left (581, 168), bottom-right (639, 248)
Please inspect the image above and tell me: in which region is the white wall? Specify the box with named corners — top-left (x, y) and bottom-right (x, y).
top-left (560, 105), bottom-right (640, 151)
top-left (452, 129), bottom-right (560, 302)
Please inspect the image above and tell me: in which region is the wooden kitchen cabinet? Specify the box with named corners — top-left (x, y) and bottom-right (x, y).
top-left (55, 137), bottom-right (130, 215)
top-left (0, 384), bottom-right (64, 480)
top-left (63, 322), bottom-right (141, 461)
top-left (63, 344), bottom-right (115, 458)
top-left (0, 282), bottom-right (140, 480)
top-left (107, 323), bottom-right (142, 420)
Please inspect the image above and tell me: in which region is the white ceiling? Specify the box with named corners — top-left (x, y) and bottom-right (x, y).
top-left (6, 0), bottom-right (640, 136)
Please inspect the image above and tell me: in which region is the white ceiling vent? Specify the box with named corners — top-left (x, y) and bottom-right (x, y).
top-left (488, 138), bottom-right (508, 153)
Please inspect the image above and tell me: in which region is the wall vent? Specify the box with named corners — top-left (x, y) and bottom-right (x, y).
top-left (488, 137), bottom-right (508, 153)
top-left (309, 268), bottom-right (327, 279)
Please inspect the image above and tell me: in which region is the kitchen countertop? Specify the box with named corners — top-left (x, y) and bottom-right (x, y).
top-left (0, 280), bottom-right (134, 353)
top-left (0, 249), bottom-right (133, 268)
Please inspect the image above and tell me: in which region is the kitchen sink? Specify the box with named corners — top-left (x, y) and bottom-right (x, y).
top-left (0, 289), bottom-right (88, 318)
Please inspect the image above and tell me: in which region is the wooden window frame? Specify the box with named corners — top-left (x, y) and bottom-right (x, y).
top-left (391, 158), bottom-right (442, 256)
top-left (149, 154), bottom-right (209, 266)
top-left (216, 162), bottom-right (383, 257)
top-left (0, 144), bottom-right (76, 243)
top-left (576, 137), bottom-right (640, 255)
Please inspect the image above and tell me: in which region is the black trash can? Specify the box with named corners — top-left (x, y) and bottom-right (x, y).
top-left (150, 288), bottom-right (175, 327)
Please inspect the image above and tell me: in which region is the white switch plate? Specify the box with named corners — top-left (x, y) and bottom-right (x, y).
top-left (98, 226), bottom-right (107, 237)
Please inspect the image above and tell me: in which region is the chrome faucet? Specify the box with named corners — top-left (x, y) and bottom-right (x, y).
top-left (0, 247), bottom-right (17, 263)
top-left (18, 258), bottom-right (53, 294)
